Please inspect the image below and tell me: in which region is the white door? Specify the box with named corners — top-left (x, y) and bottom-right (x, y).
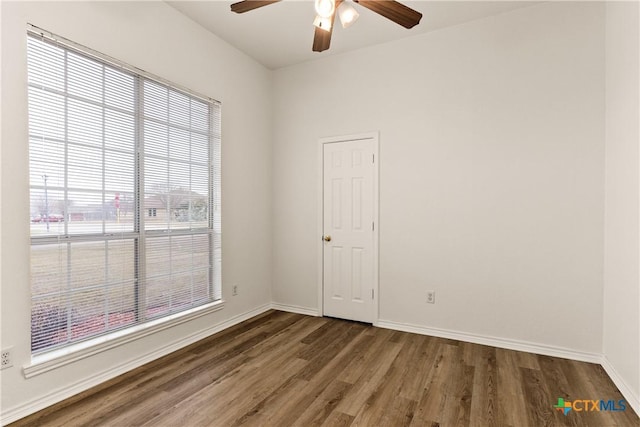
top-left (322, 137), bottom-right (376, 323)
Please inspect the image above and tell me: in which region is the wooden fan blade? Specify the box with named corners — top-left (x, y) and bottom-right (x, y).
top-left (230, 0), bottom-right (281, 14)
top-left (312, 26), bottom-right (333, 52)
top-left (354, 0), bottom-right (422, 29)
top-left (312, 0), bottom-right (342, 52)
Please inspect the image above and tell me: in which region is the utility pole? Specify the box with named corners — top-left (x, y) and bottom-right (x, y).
top-left (43, 174), bottom-right (50, 232)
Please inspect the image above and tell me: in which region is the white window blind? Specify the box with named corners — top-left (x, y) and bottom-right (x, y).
top-left (27, 31), bottom-right (222, 354)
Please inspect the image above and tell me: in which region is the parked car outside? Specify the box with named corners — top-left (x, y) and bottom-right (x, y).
top-left (32, 214), bottom-right (64, 223)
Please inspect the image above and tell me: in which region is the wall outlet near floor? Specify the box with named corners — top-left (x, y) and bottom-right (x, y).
top-left (1, 347), bottom-right (13, 369)
top-left (427, 291), bottom-right (436, 304)
top-left (232, 284), bottom-right (238, 296)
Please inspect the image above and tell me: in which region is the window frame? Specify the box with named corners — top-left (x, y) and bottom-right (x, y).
top-left (26, 25), bottom-right (223, 363)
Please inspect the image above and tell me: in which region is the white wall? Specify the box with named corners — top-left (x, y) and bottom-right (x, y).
top-left (272, 2), bottom-right (606, 354)
top-left (603, 1), bottom-right (640, 413)
top-left (0, 1), bottom-right (272, 420)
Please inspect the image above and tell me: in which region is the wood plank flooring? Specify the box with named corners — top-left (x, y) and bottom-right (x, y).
top-left (10, 310), bottom-right (639, 427)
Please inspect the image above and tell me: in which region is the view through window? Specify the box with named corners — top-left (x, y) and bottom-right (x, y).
top-left (27, 32), bottom-right (222, 354)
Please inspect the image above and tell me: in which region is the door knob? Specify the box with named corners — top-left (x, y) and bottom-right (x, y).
top-left (323, 235), bottom-right (332, 242)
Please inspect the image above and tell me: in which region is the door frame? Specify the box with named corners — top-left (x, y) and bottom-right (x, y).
top-left (317, 131), bottom-right (380, 325)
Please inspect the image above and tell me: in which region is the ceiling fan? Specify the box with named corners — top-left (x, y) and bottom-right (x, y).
top-left (230, 0), bottom-right (423, 52)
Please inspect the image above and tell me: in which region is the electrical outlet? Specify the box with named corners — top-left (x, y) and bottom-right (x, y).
top-left (1, 347), bottom-right (13, 369)
top-left (427, 291), bottom-right (435, 304)
top-left (232, 285), bottom-right (238, 296)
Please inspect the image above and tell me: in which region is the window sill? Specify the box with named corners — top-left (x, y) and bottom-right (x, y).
top-left (23, 300), bottom-right (225, 379)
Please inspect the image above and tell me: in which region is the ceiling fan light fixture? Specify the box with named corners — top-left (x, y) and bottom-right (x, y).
top-left (230, 0), bottom-right (423, 53)
top-left (338, 2), bottom-right (359, 28)
top-left (313, 15), bottom-right (332, 32)
top-left (314, 0), bottom-right (336, 19)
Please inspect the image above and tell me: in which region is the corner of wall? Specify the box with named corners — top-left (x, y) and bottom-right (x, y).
top-left (603, 0), bottom-right (640, 415)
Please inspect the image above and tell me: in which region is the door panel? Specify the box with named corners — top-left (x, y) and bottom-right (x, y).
top-left (323, 138), bottom-right (375, 323)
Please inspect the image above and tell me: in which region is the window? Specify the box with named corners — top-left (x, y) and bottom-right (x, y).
top-left (27, 30), bottom-right (222, 355)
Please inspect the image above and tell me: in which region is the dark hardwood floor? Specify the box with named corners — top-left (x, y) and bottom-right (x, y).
top-left (10, 310), bottom-right (639, 427)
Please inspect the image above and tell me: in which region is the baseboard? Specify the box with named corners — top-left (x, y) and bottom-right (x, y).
top-left (376, 319), bottom-right (602, 363)
top-left (270, 302), bottom-right (321, 317)
top-left (601, 355), bottom-right (640, 417)
top-left (1, 303), bottom-right (272, 426)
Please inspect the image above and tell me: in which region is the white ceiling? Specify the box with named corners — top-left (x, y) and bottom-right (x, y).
top-left (167, 1), bottom-right (540, 70)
